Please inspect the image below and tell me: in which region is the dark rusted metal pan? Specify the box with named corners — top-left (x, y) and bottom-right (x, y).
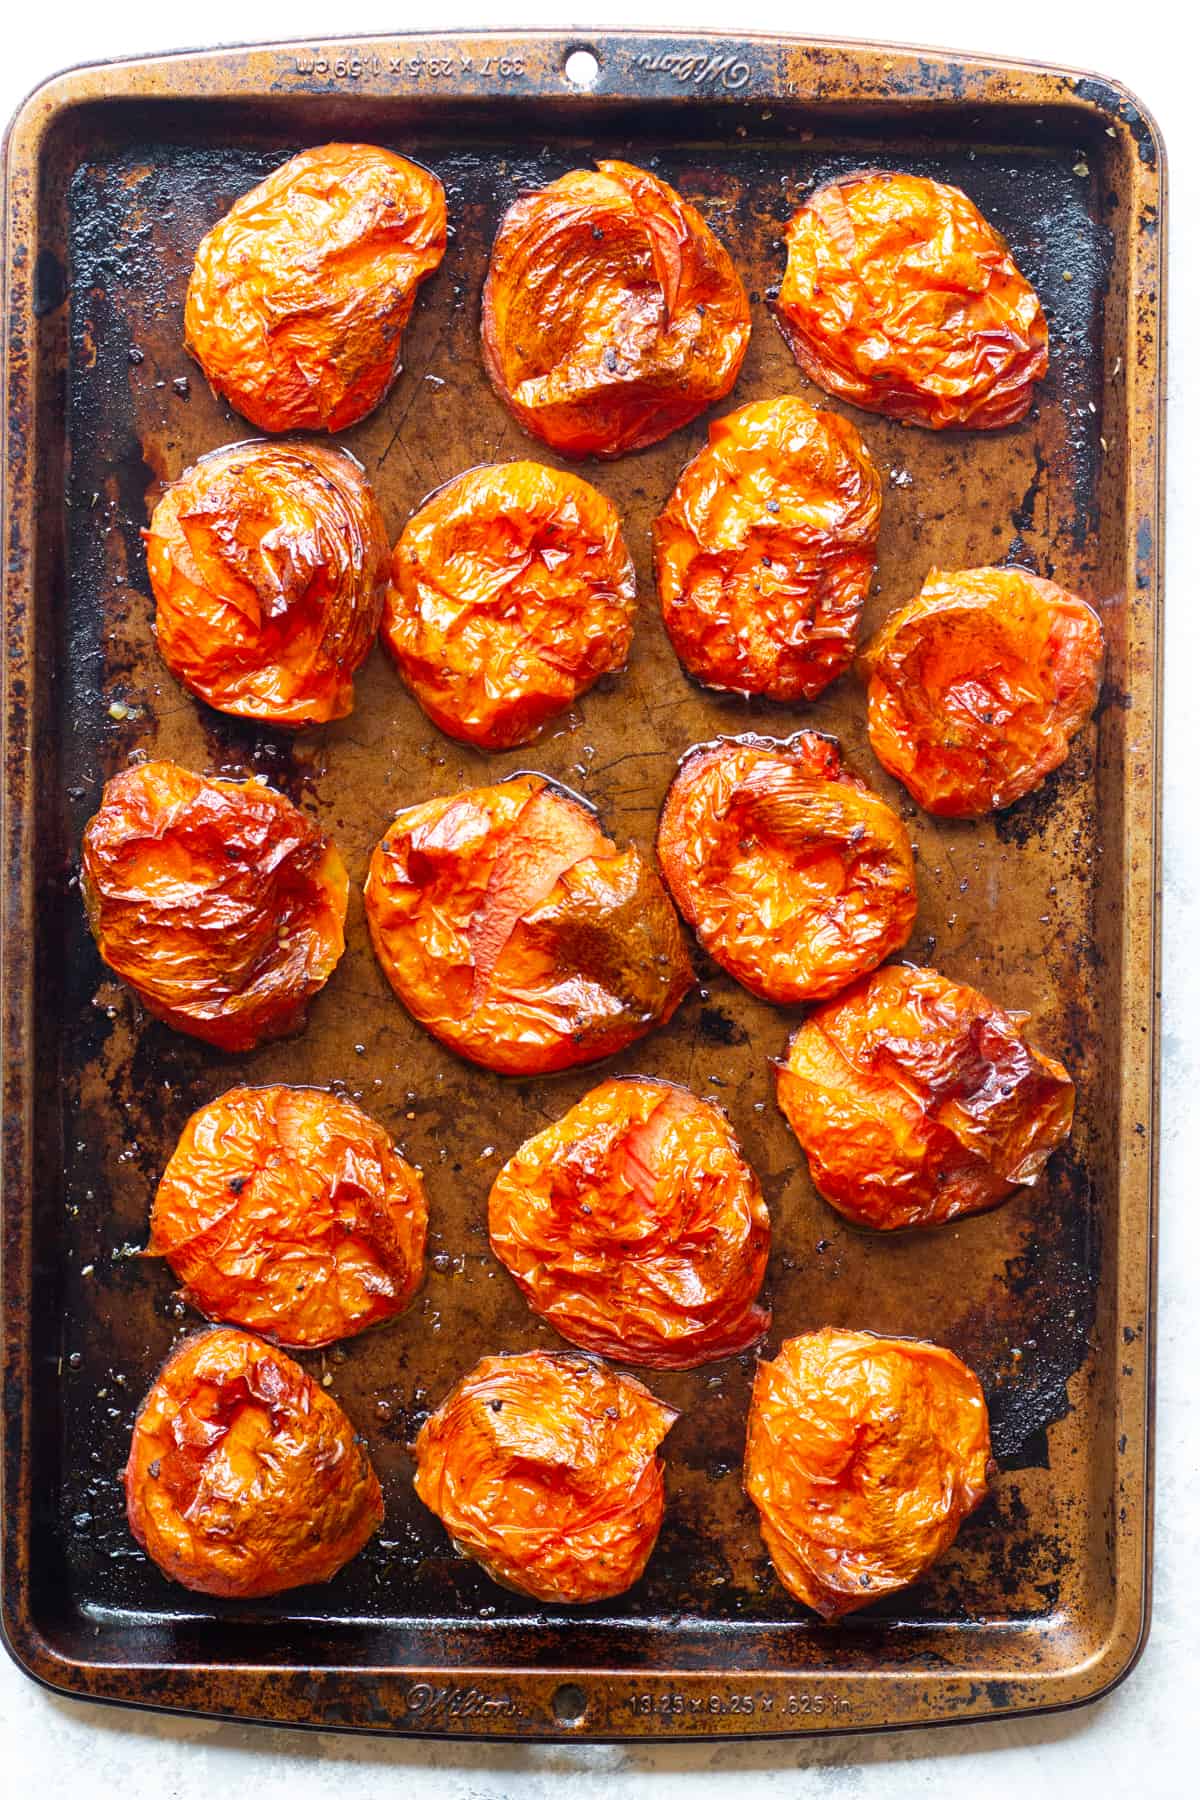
top-left (0, 29), bottom-right (1163, 1739)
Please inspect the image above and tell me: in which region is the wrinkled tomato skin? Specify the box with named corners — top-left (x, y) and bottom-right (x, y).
top-left (412, 1350), bottom-right (676, 1603)
top-left (488, 1077), bottom-right (770, 1370)
top-left (744, 1327), bottom-right (992, 1619)
top-left (863, 565), bottom-right (1105, 817)
top-left (148, 1086), bottom-right (428, 1348)
top-left (776, 171), bottom-right (1048, 431)
top-left (124, 1327), bottom-right (383, 1598)
top-left (364, 774), bottom-right (694, 1076)
top-left (146, 441), bottom-right (390, 727)
top-left (654, 396), bottom-right (882, 701)
top-left (776, 962), bottom-right (1075, 1231)
top-left (482, 160), bottom-right (751, 459)
top-left (383, 461), bottom-right (636, 749)
top-left (657, 734), bottom-right (917, 1005)
top-left (185, 144), bottom-right (446, 434)
top-left (80, 761), bottom-right (348, 1052)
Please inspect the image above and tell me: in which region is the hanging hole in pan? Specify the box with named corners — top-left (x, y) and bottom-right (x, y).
top-left (552, 1682), bottom-right (588, 1727)
top-left (564, 48), bottom-right (600, 89)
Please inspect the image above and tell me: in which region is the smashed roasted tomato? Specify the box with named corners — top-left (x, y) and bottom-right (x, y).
top-left (654, 396), bottom-right (882, 701)
top-left (185, 143), bottom-right (446, 433)
top-left (80, 760), bottom-right (347, 1051)
top-left (744, 1327), bottom-right (992, 1619)
top-left (657, 734), bottom-right (917, 1005)
top-left (776, 962), bottom-right (1075, 1230)
top-left (147, 1086), bottom-right (428, 1348)
top-left (364, 774), bottom-right (694, 1075)
top-left (146, 440), bottom-right (389, 727)
top-left (482, 160), bottom-right (751, 458)
top-left (488, 1077), bottom-right (770, 1369)
top-left (863, 565), bottom-right (1105, 817)
top-left (412, 1350), bottom-right (676, 1603)
top-left (382, 460), bottom-right (636, 749)
top-left (776, 171), bottom-right (1048, 430)
top-left (124, 1327), bottom-right (383, 1597)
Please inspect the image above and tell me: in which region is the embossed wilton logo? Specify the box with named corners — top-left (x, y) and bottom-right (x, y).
top-left (634, 51), bottom-right (751, 90)
top-left (403, 1682), bottom-right (522, 1721)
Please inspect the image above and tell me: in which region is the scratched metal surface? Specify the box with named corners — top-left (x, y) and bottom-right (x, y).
top-left (1, 32), bottom-right (1162, 1738)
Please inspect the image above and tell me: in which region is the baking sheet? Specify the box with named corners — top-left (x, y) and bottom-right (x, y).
top-left (0, 29), bottom-right (1163, 1736)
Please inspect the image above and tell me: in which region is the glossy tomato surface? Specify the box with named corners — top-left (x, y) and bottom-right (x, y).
top-left (657, 734), bottom-right (917, 1004)
top-left (185, 144), bottom-right (446, 433)
top-left (364, 774), bottom-right (694, 1075)
top-left (382, 461), bottom-right (636, 749)
top-left (744, 1327), bottom-right (992, 1618)
top-left (482, 160), bottom-right (750, 458)
top-left (863, 565), bottom-right (1105, 817)
top-left (776, 961), bottom-right (1075, 1230)
top-left (148, 1086), bottom-right (428, 1348)
top-left (488, 1077), bottom-right (770, 1369)
top-left (776, 171), bottom-right (1048, 430)
top-left (412, 1350), bottom-right (676, 1603)
top-left (81, 761), bottom-right (347, 1051)
top-left (146, 440), bottom-right (390, 727)
top-left (655, 396), bottom-right (882, 701)
top-left (124, 1327), bottom-right (383, 1597)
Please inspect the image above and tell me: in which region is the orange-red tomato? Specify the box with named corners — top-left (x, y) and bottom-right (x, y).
top-left (382, 461), bottom-right (636, 749)
top-left (657, 734), bottom-right (917, 1005)
top-left (744, 1327), bottom-right (992, 1618)
top-left (654, 396), bottom-right (882, 701)
top-left (776, 171), bottom-right (1048, 430)
top-left (364, 774), bottom-right (694, 1075)
top-left (145, 441), bottom-right (389, 727)
top-left (412, 1350), bottom-right (676, 1603)
top-left (147, 1086), bottom-right (428, 1348)
top-left (488, 1077), bottom-right (770, 1369)
top-left (185, 144), bottom-right (446, 433)
top-left (863, 565), bottom-right (1105, 817)
top-left (482, 160), bottom-right (750, 458)
top-left (124, 1327), bottom-right (383, 1597)
top-left (776, 962), bottom-right (1075, 1230)
top-left (80, 761), bottom-right (347, 1051)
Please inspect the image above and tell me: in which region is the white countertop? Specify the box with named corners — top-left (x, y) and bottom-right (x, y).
top-left (2, 1), bottom-right (1195, 1793)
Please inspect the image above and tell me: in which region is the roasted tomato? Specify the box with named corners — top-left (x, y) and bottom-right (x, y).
top-left (657, 734), bottom-right (917, 1005)
top-left (412, 1350), bottom-right (676, 1603)
top-left (145, 441), bottom-right (389, 727)
top-left (364, 774), bottom-right (694, 1075)
top-left (147, 1086), bottom-right (428, 1348)
top-left (482, 160), bottom-right (751, 458)
top-left (744, 1327), bottom-right (992, 1619)
top-left (382, 461), bottom-right (636, 749)
top-left (654, 396), bottom-right (882, 701)
top-left (185, 144), bottom-right (446, 433)
top-left (488, 1077), bottom-right (770, 1369)
top-left (80, 761), bottom-right (347, 1051)
top-left (124, 1327), bottom-right (383, 1597)
top-left (776, 171), bottom-right (1048, 431)
top-left (862, 565), bottom-right (1104, 817)
top-left (776, 962), bottom-right (1075, 1230)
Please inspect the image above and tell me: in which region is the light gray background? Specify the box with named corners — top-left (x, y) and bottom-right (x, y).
top-left (2, 3), bottom-right (1194, 1793)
